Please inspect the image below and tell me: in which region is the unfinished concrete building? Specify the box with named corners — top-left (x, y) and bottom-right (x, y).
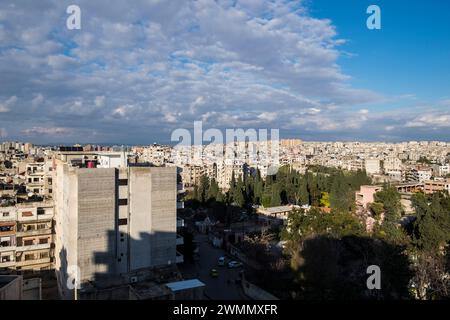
top-left (53, 157), bottom-right (179, 299)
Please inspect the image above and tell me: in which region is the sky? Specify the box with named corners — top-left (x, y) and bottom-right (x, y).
top-left (0, 0), bottom-right (449, 144)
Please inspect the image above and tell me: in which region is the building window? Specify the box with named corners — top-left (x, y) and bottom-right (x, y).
top-left (0, 225), bottom-right (14, 232)
top-left (24, 254), bottom-right (34, 261)
top-left (1, 256), bottom-right (11, 263)
top-left (23, 240), bottom-right (34, 246)
top-left (39, 238), bottom-right (49, 244)
top-left (118, 218), bottom-right (128, 226)
top-left (39, 252), bottom-right (49, 259)
top-left (2, 212), bottom-right (9, 217)
top-left (37, 208), bottom-right (45, 215)
top-left (118, 179), bottom-right (128, 186)
top-left (37, 224), bottom-right (47, 230)
top-left (118, 199), bottom-right (128, 206)
top-left (0, 240), bottom-right (11, 247)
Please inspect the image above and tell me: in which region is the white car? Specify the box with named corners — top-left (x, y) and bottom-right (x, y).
top-left (227, 261), bottom-right (242, 268)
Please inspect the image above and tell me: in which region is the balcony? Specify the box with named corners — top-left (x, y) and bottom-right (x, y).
top-left (17, 213), bottom-right (53, 222)
top-left (177, 183), bottom-right (185, 194)
top-left (16, 228), bottom-right (53, 237)
top-left (0, 245), bottom-right (16, 253)
top-left (15, 243), bottom-right (51, 252)
top-left (15, 257), bottom-right (51, 267)
top-left (176, 235), bottom-right (184, 246)
top-left (0, 260), bottom-right (16, 268)
top-left (176, 218), bottom-right (184, 228)
top-left (176, 251), bottom-right (184, 264)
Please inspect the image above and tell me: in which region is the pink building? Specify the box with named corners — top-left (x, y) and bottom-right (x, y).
top-left (355, 185), bottom-right (382, 209)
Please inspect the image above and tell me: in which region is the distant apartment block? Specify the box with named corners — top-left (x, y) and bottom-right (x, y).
top-left (365, 159), bottom-right (381, 175)
top-left (0, 201), bottom-right (54, 273)
top-left (424, 179), bottom-right (450, 194)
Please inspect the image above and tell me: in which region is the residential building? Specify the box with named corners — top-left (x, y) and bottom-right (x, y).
top-left (53, 158), bottom-right (179, 299)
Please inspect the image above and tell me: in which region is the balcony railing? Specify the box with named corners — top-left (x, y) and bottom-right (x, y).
top-left (15, 242), bottom-right (51, 252)
top-left (16, 228), bottom-right (53, 237)
top-left (176, 251), bottom-right (184, 264)
top-left (15, 257), bottom-right (51, 267)
top-left (0, 260), bottom-right (16, 268)
top-left (177, 183), bottom-right (185, 194)
top-left (176, 235), bottom-right (184, 246)
top-left (0, 245), bottom-right (16, 253)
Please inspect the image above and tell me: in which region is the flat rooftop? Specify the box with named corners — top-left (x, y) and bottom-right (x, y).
top-left (165, 279), bottom-right (205, 292)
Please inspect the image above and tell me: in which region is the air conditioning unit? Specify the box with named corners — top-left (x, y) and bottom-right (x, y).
top-left (130, 276), bottom-right (138, 283)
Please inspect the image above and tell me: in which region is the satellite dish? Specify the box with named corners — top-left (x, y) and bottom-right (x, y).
top-left (28, 192), bottom-right (34, 197)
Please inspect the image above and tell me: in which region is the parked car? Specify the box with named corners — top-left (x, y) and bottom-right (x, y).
top-left (210, 268), bottom-right (219, 278)
top-left (218, 256), bottom-right (226, 266)
top-left (227, 261), bottom-right (243, 268)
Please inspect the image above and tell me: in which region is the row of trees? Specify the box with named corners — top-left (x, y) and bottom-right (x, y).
top-left (189, 165), bottom-right (371, 212)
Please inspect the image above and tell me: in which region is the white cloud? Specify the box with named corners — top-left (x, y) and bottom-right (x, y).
top-left (0, 96), bottom-right (17, 113)
top-left (95, 96), bottom-right (106, 107)
top-left (0, 0), bottom-right (445, 143)
top-left (22, 127), bottom-right (71, 136)
top-left (405, 112), bottom-right (450, 128)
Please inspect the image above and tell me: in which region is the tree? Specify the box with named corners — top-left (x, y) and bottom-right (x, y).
top-left (410, 192), bottom-right (450, 299)
top-left (329, 173), bottom-right (351, 212)
top-left (232, 176), bottom-right (245, 207)
top-left (207, 178), bottom-right (220, 202)
top-left (319, 192), bottom-right (330, 208)
top-left (270, 183), bottom-right (282, 207)
top-left (298, 178), bottom-right (309, 205)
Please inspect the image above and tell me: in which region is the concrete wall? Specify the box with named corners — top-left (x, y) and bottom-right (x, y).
top-left (0, 275), bottom-right (23, 300)
top-left (54, 162), bottom-right (78, 300)
top-left (55, 163), bottom-right (177, 299)
top-left (129, 167), bottom-right (153, 270)
top-left (77, 168), bottom-right (117, 281)
top-left (129, 167), bottom-right (177, 270)
top-left (149, 167), bottom-right (177, 267)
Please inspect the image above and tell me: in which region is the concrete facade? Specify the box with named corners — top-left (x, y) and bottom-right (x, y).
top-left (54, 161), bottom-right (177, 299)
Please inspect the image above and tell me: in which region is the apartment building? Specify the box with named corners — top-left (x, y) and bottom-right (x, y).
top-left (180, 164), bottom-right (205, 188)
top-left (53, 157), bottom-right (179, 299)
top-left (355, 185), bottom-right (382, 210)
top-left (365, 159), bottom-right (381, 175)
top-left (407, 166), bottom-right (432, 182)
top-left (25, 162), bottom-right (53, 197)
top-left (0, 201), bottom-right (54, 273)
top-left (424, 179), bottom-right (450, 194)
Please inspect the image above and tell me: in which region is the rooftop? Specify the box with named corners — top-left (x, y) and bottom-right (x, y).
top-left (165, 279), bottom-right (205, 292)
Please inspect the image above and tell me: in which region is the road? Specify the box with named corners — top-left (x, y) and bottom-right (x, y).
top-left (181, 234), bottom-right (248, 300)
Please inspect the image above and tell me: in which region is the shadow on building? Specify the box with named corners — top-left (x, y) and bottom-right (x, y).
top-left (57, 229), bottom-right (204, 300)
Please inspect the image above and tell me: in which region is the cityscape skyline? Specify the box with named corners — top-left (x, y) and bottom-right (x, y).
top-left (1, 0), bottom-right (449, 144)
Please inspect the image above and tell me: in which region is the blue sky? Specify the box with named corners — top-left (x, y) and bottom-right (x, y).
top-left (309, 0), bottom-right (450, 101)
top-left (0, 0), bottom-right (449, 144)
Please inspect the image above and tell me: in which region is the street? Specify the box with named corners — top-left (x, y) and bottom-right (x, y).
top-left (180, 234), bottom-right (248, 300)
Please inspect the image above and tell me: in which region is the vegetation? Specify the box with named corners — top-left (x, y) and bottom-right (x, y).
top-left (185, 165), bottom-right (450, 299)
top-left (188, 165), bottom-right (371, 212)
top-left (280, 186), bottom-right (449, 299)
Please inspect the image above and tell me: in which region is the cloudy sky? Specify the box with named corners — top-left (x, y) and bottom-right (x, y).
top-left (0, 0), bottom-right (449, 144)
